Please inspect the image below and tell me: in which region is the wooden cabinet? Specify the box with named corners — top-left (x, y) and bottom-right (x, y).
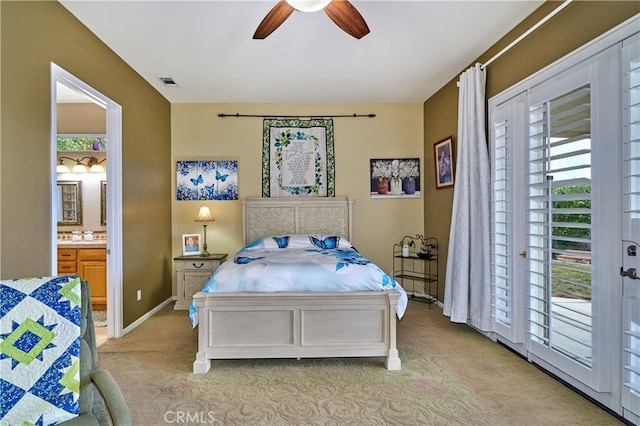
top-left (58, 247), bottom-right (107, 310)
top-left (174, 254), bottom-right (227, 310)
top-left (57, 248), bottom-right (77, 275)
top-left (78, 249), bottom-right (107, 310)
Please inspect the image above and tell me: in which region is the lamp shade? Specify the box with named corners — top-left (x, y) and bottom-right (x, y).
top-left (72, 163), bottom-right (88, 173)
top-left (56, 163), bottom-right (70, 173)
top-left (88, 157), bottom-right (105, 173)
top-left (194, 205), bottom-right (214, 222)
top-left (285, 0), bottom-right (332, 12)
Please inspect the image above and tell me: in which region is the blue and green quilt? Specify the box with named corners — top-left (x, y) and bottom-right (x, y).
top-left (0, 276), bottom-right (82, 425)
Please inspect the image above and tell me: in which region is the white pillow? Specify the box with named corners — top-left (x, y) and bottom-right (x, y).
top-left (245, 234), bottom-right (353, 250)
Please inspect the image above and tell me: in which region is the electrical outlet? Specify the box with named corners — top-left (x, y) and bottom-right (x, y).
top-left (136, 290), bottom-right (142, 301)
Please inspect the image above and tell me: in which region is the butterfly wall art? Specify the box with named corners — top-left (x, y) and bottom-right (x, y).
top-left (176, 160), bottom-right (238, 201)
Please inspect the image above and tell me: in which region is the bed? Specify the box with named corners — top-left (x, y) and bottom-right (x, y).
top-left (191, 197), bottom-right (405, 373)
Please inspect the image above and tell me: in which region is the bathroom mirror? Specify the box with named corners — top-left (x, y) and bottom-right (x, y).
top-left (57, 180), bottom-right (83, 226)
top-left (100, 181), bottom-right (106, 226)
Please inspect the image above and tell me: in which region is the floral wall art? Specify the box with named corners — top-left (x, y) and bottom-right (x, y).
top-left (370, 158), bottom-right (421, 198)
top-left (176, 160), bottom-right (238, 201)
top-left (434, 136), bottom-right (455, 189)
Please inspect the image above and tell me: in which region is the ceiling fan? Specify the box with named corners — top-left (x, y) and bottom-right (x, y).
top-left (253, 0), bottom-right (370, 40)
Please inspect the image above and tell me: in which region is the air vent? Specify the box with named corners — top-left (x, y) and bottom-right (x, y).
top-left (159, 77), bottom-right (178, 87)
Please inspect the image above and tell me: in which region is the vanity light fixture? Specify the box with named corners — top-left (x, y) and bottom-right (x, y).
top-left (88, 157), bottom-right (106, 173)
top-left (57, 156), bottom-right (106, 173)
top-left (194, 205), bottom-right (215, 257)
top-left (72, 161), bottom-right (88, 173)
top-left (56, 158), bottom-right (70, 173)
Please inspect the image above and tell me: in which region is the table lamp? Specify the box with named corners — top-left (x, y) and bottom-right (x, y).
top-left (194, 205), bottom-right (214, 256)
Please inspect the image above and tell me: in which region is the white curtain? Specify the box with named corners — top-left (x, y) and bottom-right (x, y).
top-left (443, 63), bottom-right (492, 331)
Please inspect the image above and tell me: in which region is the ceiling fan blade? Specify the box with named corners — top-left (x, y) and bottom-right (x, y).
top-left (253, 1), bottom-right (295, 39)
top-left (324, 0), bottom-right (370, 39)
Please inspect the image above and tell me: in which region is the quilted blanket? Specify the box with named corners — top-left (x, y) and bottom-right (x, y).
top-left (0, 276), bottom-right (82, 426)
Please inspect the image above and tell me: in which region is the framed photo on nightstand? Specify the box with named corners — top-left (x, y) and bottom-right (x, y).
top-left (182, 233), bottom-right (202, 256)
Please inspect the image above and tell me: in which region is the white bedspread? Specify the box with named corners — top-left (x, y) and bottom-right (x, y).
top-left (189, 236), bottom-right (407, 325)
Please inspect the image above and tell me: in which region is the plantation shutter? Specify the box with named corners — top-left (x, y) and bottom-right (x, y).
top-left (621, 32), bottom-right (640, 418)
top-left (490, 93), bottom-right (526, 343)
top-left (527, 80), bottom-right (594, 367)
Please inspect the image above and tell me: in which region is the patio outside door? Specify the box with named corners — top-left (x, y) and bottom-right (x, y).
top-left (524, 46), bottom-right (618, 394)
top-left (489, 30), bottom-right (640, 417)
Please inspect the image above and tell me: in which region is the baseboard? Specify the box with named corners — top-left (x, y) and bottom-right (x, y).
top-left (121, 297), bottom-right (174, 336)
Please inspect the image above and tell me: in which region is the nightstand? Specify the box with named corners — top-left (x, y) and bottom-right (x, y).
top-left (174, 253), bottom-right (227, 310)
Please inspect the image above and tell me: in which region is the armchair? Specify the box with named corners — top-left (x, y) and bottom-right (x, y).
top-left (59, 280), bottom-right (132, 426)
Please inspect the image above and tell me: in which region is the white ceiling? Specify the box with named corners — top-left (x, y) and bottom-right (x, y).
top-left (58, 0), bottom-right (544, 104)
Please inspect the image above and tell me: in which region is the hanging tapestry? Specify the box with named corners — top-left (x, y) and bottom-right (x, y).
top-left (262, 119), bottom-right (334, 197)
top-left (176, 160), bottom-right (238, 200)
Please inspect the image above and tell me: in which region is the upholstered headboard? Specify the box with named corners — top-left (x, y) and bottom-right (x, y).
top-left (242, 197), bottom-right (354, 245)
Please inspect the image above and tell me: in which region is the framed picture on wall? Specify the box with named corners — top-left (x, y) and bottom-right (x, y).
top-left (176, 160), bottom-right (238, 201)
top-left (434, 136), bottom-right (455, 189)
top-left (370, 158), bottom-right (421, 198)
top-left (182, 233), bottom-right (202, 256)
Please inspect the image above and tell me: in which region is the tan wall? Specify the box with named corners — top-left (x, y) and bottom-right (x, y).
top-left (57, 103), bottom-right (106, 134)
top-left (171, 103), bottom-right (424, 277)
top-left (423, 1), bottom-right (639, 303)
top-left (1, 1), bottom-right (172, 327)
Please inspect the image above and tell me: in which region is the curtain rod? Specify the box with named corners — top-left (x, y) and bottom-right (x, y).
top-left (480, 0), bottom-right (573, 70)
top-left (218, 113), bottom-right (376, 119)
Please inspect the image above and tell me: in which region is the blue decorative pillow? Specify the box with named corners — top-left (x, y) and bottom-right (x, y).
top-left (234, 256), bottom-right (264, 264)
top-left (309, 235), bottom-right (340, 249)
top-left (272, 236), bottom-right (290, 248)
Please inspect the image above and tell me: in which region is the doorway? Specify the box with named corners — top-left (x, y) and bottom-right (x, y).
top-left (50, 63), bottom-right (124, 338)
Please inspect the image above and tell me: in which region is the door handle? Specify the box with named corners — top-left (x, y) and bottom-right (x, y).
top-left (620, 267), bottom-right (639, 280)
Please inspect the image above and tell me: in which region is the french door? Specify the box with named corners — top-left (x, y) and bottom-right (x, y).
top-left (525, 48), bottom-right (618, 392)
top-left (489, 26), bottom-right (639, 420)
top-left (621, 33), bottom-right (640, 423)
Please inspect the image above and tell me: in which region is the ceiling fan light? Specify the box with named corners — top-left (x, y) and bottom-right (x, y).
top-left (285, 0), bottom-right (332, 13)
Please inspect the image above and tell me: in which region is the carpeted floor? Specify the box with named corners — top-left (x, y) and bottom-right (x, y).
top-left (97, 300), bottom-right (624, 426)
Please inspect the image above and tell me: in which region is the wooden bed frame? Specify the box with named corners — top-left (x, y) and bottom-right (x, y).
top-left (192, 197), bottom-right (401, 373)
